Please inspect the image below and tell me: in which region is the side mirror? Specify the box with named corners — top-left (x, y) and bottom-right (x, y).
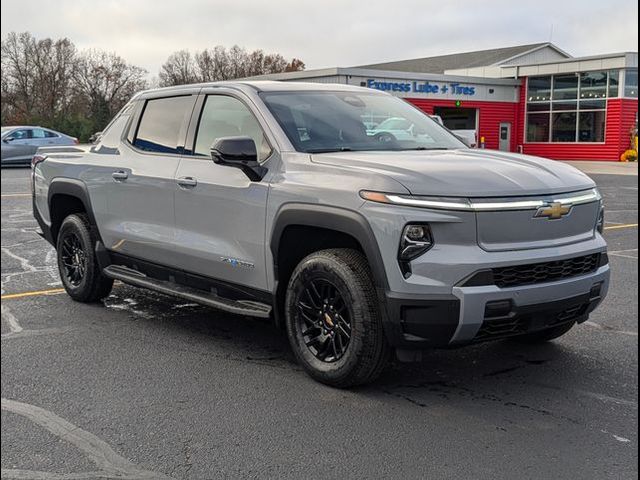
top-left (210, 136), bottom-right (267, 181)
top-left (3, 137), bottom-right (13, 143)
top-left (89, 131), bottom-right (103, 144)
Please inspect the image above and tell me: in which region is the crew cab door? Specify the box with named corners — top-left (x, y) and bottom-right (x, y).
top-left (172, 91), bottom-right (273, 291)
top-left (101, 94), bottom-right (197, 266)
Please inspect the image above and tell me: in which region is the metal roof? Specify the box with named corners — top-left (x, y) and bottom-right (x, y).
top-left (354, 43), bottom-right (570, 74)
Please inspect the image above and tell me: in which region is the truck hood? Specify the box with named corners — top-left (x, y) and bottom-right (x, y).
top-left (311, 149), bottom-right (595, 197)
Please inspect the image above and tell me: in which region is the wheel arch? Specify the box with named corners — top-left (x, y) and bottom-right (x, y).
top-left (47, 178), bottom-right (100, 243)
top-left (269, 204), bottom-right (389, 327)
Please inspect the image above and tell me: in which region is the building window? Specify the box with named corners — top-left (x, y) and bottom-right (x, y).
top-left (526, 71), bottom-right (612, 143)
top-left (551, 112), bottom-right (577, 142)
top-left (608, 70), bottom-right (619, 97)
top-left (625, 69), bottom-right (638, 98)
top-left (580, 71), bottom-right (608, 99)
top-left (527, 113), bottom-right (550, 142)
top-left (579, 111), bottom-right (606, 142)
top-left (553, 75), bottom-right (578, 100)
top-left (527, 76), bottom-right (551, 101)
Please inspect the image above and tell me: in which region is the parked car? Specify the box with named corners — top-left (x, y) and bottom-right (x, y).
top-left (429, 115), bottom-right (477, 147)
top-left (1, 126), bottom-right (78, 166)
top-left (367, 117), bottom-right (435, 143)
top-left (32, 82), bottom-right (609, 387)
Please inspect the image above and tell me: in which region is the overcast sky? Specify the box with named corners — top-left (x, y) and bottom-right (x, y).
top-left (2, 0), bottom-right (638, 75)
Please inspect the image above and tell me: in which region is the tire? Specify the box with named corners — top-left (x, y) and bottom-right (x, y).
top-left (375, 132), bottom-right (396, 144)
top-left (510, 321), bottom-right (575, 344)
top-left (56, 213), bottom-right (113, 302)
top-left (285, 248), bottom-right (389, 388)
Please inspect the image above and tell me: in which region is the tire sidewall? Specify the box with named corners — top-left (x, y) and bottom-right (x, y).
top-left (285, 254), bottom-right (369, 384)
top-left (56, 215), bottom-right (98, 299)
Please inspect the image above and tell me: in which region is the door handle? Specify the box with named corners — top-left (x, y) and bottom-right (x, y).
top-left (112, 170), bottom-right (128, 181)
top-left (177, 176), bottom-right (198, 188)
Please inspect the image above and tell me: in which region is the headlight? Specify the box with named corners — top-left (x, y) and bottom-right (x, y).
top-left (360, 188), bottom-right (602, 212)
top-left (398, 223), bottom-right (433, 277)
top-left (596, 204), bottom-right (605, 234)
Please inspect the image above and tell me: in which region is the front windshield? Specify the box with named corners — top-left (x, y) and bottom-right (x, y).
top-left (1, 127), bottom-right (12, 138)
top-left (260, 91), bottom-right (466, 153)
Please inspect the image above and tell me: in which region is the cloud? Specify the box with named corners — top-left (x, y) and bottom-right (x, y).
top-left (1, 0), bottom-right (637, 75)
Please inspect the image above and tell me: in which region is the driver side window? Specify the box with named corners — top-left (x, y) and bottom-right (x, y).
top-left (7, 129), bottom-right (31, 141)
top-left (193, 95), bottom-right (272, 161)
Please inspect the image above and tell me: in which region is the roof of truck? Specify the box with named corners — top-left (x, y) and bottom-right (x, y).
top-left (136, 80), bottom-right (372, 98)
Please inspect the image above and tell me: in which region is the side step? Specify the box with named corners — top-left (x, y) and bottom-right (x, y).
top-left (103, 265), bottom-right (272, 318)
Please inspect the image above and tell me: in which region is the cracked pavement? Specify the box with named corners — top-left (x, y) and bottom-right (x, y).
top-left (1, 166), bottom-right (638, 479)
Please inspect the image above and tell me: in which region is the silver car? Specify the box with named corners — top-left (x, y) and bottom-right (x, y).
top-left (1, 126), bottom-right (78, 166)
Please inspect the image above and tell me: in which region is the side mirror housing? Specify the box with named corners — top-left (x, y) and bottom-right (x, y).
top-left (210, 136), bottom-right (267, 181)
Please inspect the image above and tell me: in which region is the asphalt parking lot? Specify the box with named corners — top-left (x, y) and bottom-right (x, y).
top-left (1, 165), bottom-right (638, 479)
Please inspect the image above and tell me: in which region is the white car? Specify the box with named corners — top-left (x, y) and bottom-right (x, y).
top-left (367, 117), bottom-right (434, 143)
top-left (429, 115), bottom-right (477, 148)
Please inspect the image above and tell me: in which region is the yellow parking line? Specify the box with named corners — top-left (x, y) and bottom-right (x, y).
top-left (1, 193), bottom-right (31, 198)
top-left (604, 223), bottom-right (638, 231)
top-left (1, 288), bottom-right (65, 300)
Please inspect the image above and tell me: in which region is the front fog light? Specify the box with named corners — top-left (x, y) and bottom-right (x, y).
top-left (399, 224), bottom-right (434, 262)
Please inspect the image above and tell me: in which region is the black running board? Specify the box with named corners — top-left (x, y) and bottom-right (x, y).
top-left (103, 265), bottom-right (272, 318)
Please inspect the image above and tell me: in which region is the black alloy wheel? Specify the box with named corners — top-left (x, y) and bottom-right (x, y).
top-left (297, 278), bottom-right (352, 363)
top-left (60, 231), bottom-right (87, 286)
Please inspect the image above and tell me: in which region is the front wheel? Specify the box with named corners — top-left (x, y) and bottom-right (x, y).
top-left (285, 249), bottom-right (389, 388)
top-left (57, 214), bottom-right (113, 302)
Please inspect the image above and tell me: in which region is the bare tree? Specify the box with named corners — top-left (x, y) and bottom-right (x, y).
top-left (1, 31), bottom-right (305, 139)
top-left (74, 49), bottom-right (147, 126)
top-left (1, 32), bottom-right (76, 124)
top-left (286, 58), bottom-right (306, 72)
top-left (158, 50), bottom-right (198, 87)
top-left (159, 45), bottom-right (305, 86)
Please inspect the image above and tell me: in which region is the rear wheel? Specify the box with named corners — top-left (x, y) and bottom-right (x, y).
top-left (57, 214), bottom-right (113, 302)
top-left (375, 132), bottom-right (396, 144)
top-left (285, 248), bottom-right (389, 388)
top-left (511, 321), bottom-right (575, 344)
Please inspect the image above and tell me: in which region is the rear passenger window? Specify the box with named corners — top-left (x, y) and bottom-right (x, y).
top-left (32, 129), bottom-right (46, 139)
top-left (194, 95), bottom-right (272, 161)
top-left (133, 96), bottom-right (193, 154)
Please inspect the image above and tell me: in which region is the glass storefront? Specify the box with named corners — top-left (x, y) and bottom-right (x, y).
top-left (625, 69), bottom-right (638, 97)
top-left (526, 70), bottom-right (616, 143)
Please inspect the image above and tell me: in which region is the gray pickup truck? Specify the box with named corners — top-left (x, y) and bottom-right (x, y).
top-left (32, 81), bottom-right (610, 387)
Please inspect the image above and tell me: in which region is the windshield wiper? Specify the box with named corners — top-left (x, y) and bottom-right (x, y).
top-left (306, 147), bottom-right (353, 153)
top-left (403, 147), bottom-right (450, 151)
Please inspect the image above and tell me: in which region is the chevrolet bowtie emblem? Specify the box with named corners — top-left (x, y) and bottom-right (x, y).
top-left (535, 202), bottom-right (572, 219)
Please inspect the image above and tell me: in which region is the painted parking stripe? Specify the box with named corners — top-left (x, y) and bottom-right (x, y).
top-left (1, 288), bottom-right (66, 300)
top-left (604, 223), bottom-right (638, 231)
top-left (1, 193), bottom-right (31, 198)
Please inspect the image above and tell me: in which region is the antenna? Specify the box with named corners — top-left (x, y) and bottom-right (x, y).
top-left (549, 23), bottom-right (554, 42)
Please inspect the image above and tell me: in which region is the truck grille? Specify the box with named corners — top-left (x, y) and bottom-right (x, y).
top-left (492, 254), bottom-right (600, 289)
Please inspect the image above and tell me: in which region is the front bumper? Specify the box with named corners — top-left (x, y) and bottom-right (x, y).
top-left (382, 261), bottom-right (610, 349)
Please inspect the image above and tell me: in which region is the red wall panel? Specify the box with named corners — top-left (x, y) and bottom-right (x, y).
top-left (406, 98), bottom-right (519, 151)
